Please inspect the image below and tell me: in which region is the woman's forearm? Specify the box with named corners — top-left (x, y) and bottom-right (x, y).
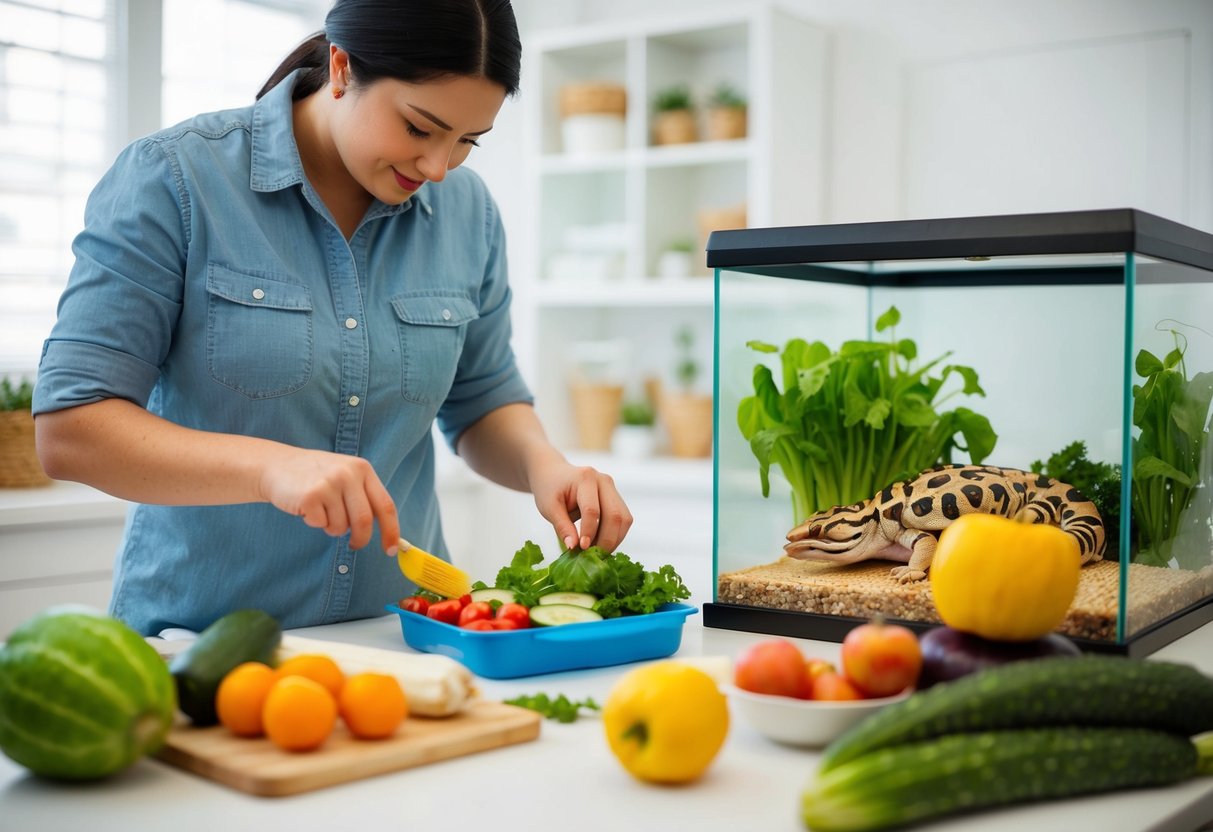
top-left (35, 398), bottom-right (290, 505)
top-left (455, 402), bottom-right (566, 492)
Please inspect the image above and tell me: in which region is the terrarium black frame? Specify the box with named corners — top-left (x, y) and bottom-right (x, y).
top-left (704, 208), bottom-right (1213, 658)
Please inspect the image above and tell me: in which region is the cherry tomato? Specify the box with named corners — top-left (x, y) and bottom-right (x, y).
top-left (457, 594), bottom-right (473, 608)
top-left (458, 602), bottom-right (494, 627)
top-left (495, 603), bottom-right (531, 629)
top-left (426, 599), bottom-right (463, 625)
top-left (462, 619), bottom-right (497, 631)
top-left (400, 596), bottom-right (429, 616)
top-left (492, 618), bottom-right (520, 631)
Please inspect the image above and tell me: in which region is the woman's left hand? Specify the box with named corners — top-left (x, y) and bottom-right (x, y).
top-left (530, 461), bottom-right (633, 552)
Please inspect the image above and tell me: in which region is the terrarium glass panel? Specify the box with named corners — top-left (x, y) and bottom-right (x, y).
top-left (708, 211), bottom-right (1213, 655)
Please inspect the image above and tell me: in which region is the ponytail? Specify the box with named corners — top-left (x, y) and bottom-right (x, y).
top-left (257, 33), bottom-right (330, 101)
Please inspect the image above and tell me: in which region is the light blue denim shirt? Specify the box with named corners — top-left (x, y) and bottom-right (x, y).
top-left (33, 71), bottom-right (533, 635)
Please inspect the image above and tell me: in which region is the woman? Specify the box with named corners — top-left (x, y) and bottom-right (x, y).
top-left (32, 0), bottom-right (632, 635)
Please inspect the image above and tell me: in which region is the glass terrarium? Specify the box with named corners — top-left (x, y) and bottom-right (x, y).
top-left (705, 209), bottom-right (1213, 657)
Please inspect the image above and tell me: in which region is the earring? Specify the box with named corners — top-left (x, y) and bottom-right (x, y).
top-left (332, 87), bottom-right (345, 100)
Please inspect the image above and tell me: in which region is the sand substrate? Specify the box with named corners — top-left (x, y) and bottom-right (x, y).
top-left (716, 557), bottom-right (1213, 641)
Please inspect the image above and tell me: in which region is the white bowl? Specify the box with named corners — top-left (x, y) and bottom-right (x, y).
top-left (725, 685), bottom-right (912, 748)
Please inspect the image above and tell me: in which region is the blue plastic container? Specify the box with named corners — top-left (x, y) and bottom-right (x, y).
top-left (384, 602), bottom-right (698, 679)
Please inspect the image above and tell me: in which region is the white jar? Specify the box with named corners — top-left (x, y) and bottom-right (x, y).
top-left (562, 114), bottom-right (626, 155)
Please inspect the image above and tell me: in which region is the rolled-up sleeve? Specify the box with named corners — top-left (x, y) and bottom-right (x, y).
top-left (436, 193), bottom-right (533, 450)
top-left (33, 137), bottom-right (188, 415)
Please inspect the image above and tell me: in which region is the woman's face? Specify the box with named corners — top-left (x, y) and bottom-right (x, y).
top-left (328, 53), bottom-right (506, 203)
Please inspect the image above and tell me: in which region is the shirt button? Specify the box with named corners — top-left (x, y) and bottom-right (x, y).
top-left (252, 288), bottom-right (265, 300)
top-left (441, 308), bottom-right (452, 321)
top-left (348, 395), bottom-right (360, 407)
top-left (337, 564), bottom-right (349, 575)
top-left (345, 317), bottom-right (358, 329)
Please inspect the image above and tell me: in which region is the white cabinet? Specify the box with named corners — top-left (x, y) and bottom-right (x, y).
top-left (519, 6), bottom-right (829, 465)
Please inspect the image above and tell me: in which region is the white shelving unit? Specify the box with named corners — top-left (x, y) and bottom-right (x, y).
top-left (520, 6), bottom-right (828, 465)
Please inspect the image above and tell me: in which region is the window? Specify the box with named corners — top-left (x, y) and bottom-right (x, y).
top-left (0, 0), bottom-right (322, 377)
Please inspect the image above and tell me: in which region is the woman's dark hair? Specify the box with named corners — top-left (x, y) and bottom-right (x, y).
top-left (257, 0), bottom-right (520, 101)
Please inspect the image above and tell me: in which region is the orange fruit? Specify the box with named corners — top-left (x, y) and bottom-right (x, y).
top-left (216, 661), bottom-right (277, 737)
top-left (274, 653), bottom-right (345, 698)
top-left (338, 672), bottom-right (408, 740)
top-left (263, 676), bottom-right (338, 752)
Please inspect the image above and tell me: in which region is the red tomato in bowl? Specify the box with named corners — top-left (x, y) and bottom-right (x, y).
top-left (462, 619), bottom-right (497, 631)
top-left (734, 639), bottom-right (813, 699)
top-left (492, 618), bottom-right (520, 631)
top-left (400, 596), bottom-right (429, 615)
top-left (427, 599), bottom-right (463, 625)
top-left (496, 603), bottom-right (531, 629)
top-left (458, 602), bottom-right (495, 627)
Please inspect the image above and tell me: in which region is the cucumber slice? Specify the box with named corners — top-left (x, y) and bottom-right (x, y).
top-left (469, 588), bottom-right (516, 605)
top-left (537, 591), bottom-right (598, 609)
top-left (529, 604), bottom-right (604, 627)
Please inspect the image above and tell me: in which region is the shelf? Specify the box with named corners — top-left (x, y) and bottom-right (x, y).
top-left (567, 451), bottom-right (713, 497)
top-left (642, 139), bottom-right (750, 168)
top-left (538, 151), bottom-right (630, 175)
top-left (534, 277), bottom-right (714, 307)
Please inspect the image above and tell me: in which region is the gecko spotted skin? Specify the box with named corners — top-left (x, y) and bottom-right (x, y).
top-left (784, 464), bottom-right (1106, 583)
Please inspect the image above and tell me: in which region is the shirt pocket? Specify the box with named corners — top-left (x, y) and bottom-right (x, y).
top-left (206, 263), bottom-right (314, 399)
top-left (390, 292), bottom-right (479, 405)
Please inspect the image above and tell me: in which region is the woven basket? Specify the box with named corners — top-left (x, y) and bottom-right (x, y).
top-left (0, 409), bottom-right (51, 488)
top-left (560, 82), bottom-right (627, 118)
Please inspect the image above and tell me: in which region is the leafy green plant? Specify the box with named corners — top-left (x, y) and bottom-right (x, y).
top-left (653, 84), bottom-right (693, 112)
top-left (738, 306), bottom-right (998, 526)
top-left (1130, 326), bottom-right (1213, 569)
top-left (620, 400), bottom-right (655, 426)
top-left (503, 692), bottom-right (600, 723)
top-left (666, 237), bottom-right (696, 254)
top-left (0, 377), bottom-right (34, 411)
top-left (675, 325), bottom-right (699, 392)
top-left (707, 82), bottom-right (746, 109)
top-left (1031, 440), bottom-right (1122, 561)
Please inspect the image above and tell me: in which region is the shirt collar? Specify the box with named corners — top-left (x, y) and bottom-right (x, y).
top-left (249, 69), bottom-right (430, 217)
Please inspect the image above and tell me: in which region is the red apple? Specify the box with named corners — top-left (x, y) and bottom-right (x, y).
top-left (734, 639), bottom-right (813, 699)
top-left (840, 618), bottom-right (922, 698)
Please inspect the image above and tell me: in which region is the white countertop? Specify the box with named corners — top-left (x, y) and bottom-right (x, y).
top-left (2, 616), bottom-right (1212, 832)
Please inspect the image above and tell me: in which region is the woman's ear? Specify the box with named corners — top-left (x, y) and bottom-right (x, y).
top-left (328, 45), bottom-right (351, 88)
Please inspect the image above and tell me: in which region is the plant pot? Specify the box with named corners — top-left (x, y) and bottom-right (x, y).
top-left (659, 392), bottom-right (713, 458)
top-left (652, 109), bottom-right (697, 145)
top-left (706, 106), bottom-right (747, 141)
top-left (569, 382), bottom-right (625, 451)
top-left (657, 250), bottom-right (695, 279)
top-left (611, 424), bottom-right (657, 459)
top-left (0, 409), bottom-right (51, 487)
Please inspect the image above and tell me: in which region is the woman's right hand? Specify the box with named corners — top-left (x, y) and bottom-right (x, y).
top-left (257, 449), bottom-right (400, 554)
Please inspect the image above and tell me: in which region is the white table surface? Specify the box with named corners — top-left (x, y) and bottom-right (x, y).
top-left (2, 614), bottom-right (1212, 832)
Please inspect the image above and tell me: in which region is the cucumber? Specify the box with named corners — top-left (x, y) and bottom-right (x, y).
top-left (469, 588), bottom-right (516, 605)
top-left (820, 655), bottom-right (1213, 773)
top-left (169, 609), bottom-right (281, 725)
top-left (537, 591), bottom-right (598, 609)
top-left (529, 604), bottom-right (603, 627)
top-left (803, 728), bottom-right (1211, 832)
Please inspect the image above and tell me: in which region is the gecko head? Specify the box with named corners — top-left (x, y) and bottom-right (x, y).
top-left (784, 502), bottom-right (879, 563)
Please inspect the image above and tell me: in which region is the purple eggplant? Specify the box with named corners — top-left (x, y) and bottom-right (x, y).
top-left (918, 626), bottom-right (1081, 688)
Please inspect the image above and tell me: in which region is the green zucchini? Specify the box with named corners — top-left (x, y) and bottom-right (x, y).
top-left (803, 728), bottom-right (1212, 832)
top-left (820, 655), bottom-right (1213, 773)
top-left (169, 609), bottom-right (281, 725)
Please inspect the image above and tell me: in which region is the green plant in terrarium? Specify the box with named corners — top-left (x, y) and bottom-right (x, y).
top-left (620, 400), bottom-right (656, 427)
top-left (1130, 322), bottom-right (1213, 569)
top-left (0, 377), bottom-right (34, 412)
top-left (674, 325), bottom-right (700, 392)
top-left (653, 84), bottom-right (693, 113)
top-left (707, 82), bottom-right (746, 109)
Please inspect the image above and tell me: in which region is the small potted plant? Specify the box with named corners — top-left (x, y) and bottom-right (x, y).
top-left (559, 81), bottom-right (627, 155)
top-left (656, 238), bottom-right (697, 279)
top-left (656, 327), bottom-right (714, 458)
top-left (611, 399), bottom-right (658, 459)
top-left (0, 376), bottom-right (51, 487)
top-left (705, 82), bottom-right (747, 141)
top-left (651, 84), bottom-right (697, 146)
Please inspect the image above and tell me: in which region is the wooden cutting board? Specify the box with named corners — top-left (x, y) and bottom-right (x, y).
top-left (154, 638), bottom-right (542, 796)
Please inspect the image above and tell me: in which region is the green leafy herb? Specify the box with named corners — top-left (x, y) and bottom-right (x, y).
top-left (1130, 328), bottom-right (1213, 569)
top-left (504, 692), bottom-right (600, 723)
top-left (0, 377), bottom-right (34, 412)
top-left (1031, 440), bottom-right (1122, 560)
top-left (653, 84), bottom-right (693, 112)
top-left (738, 306), bottom-right (998, 525)
top-left (477, 541), bottom-right (690, 618)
